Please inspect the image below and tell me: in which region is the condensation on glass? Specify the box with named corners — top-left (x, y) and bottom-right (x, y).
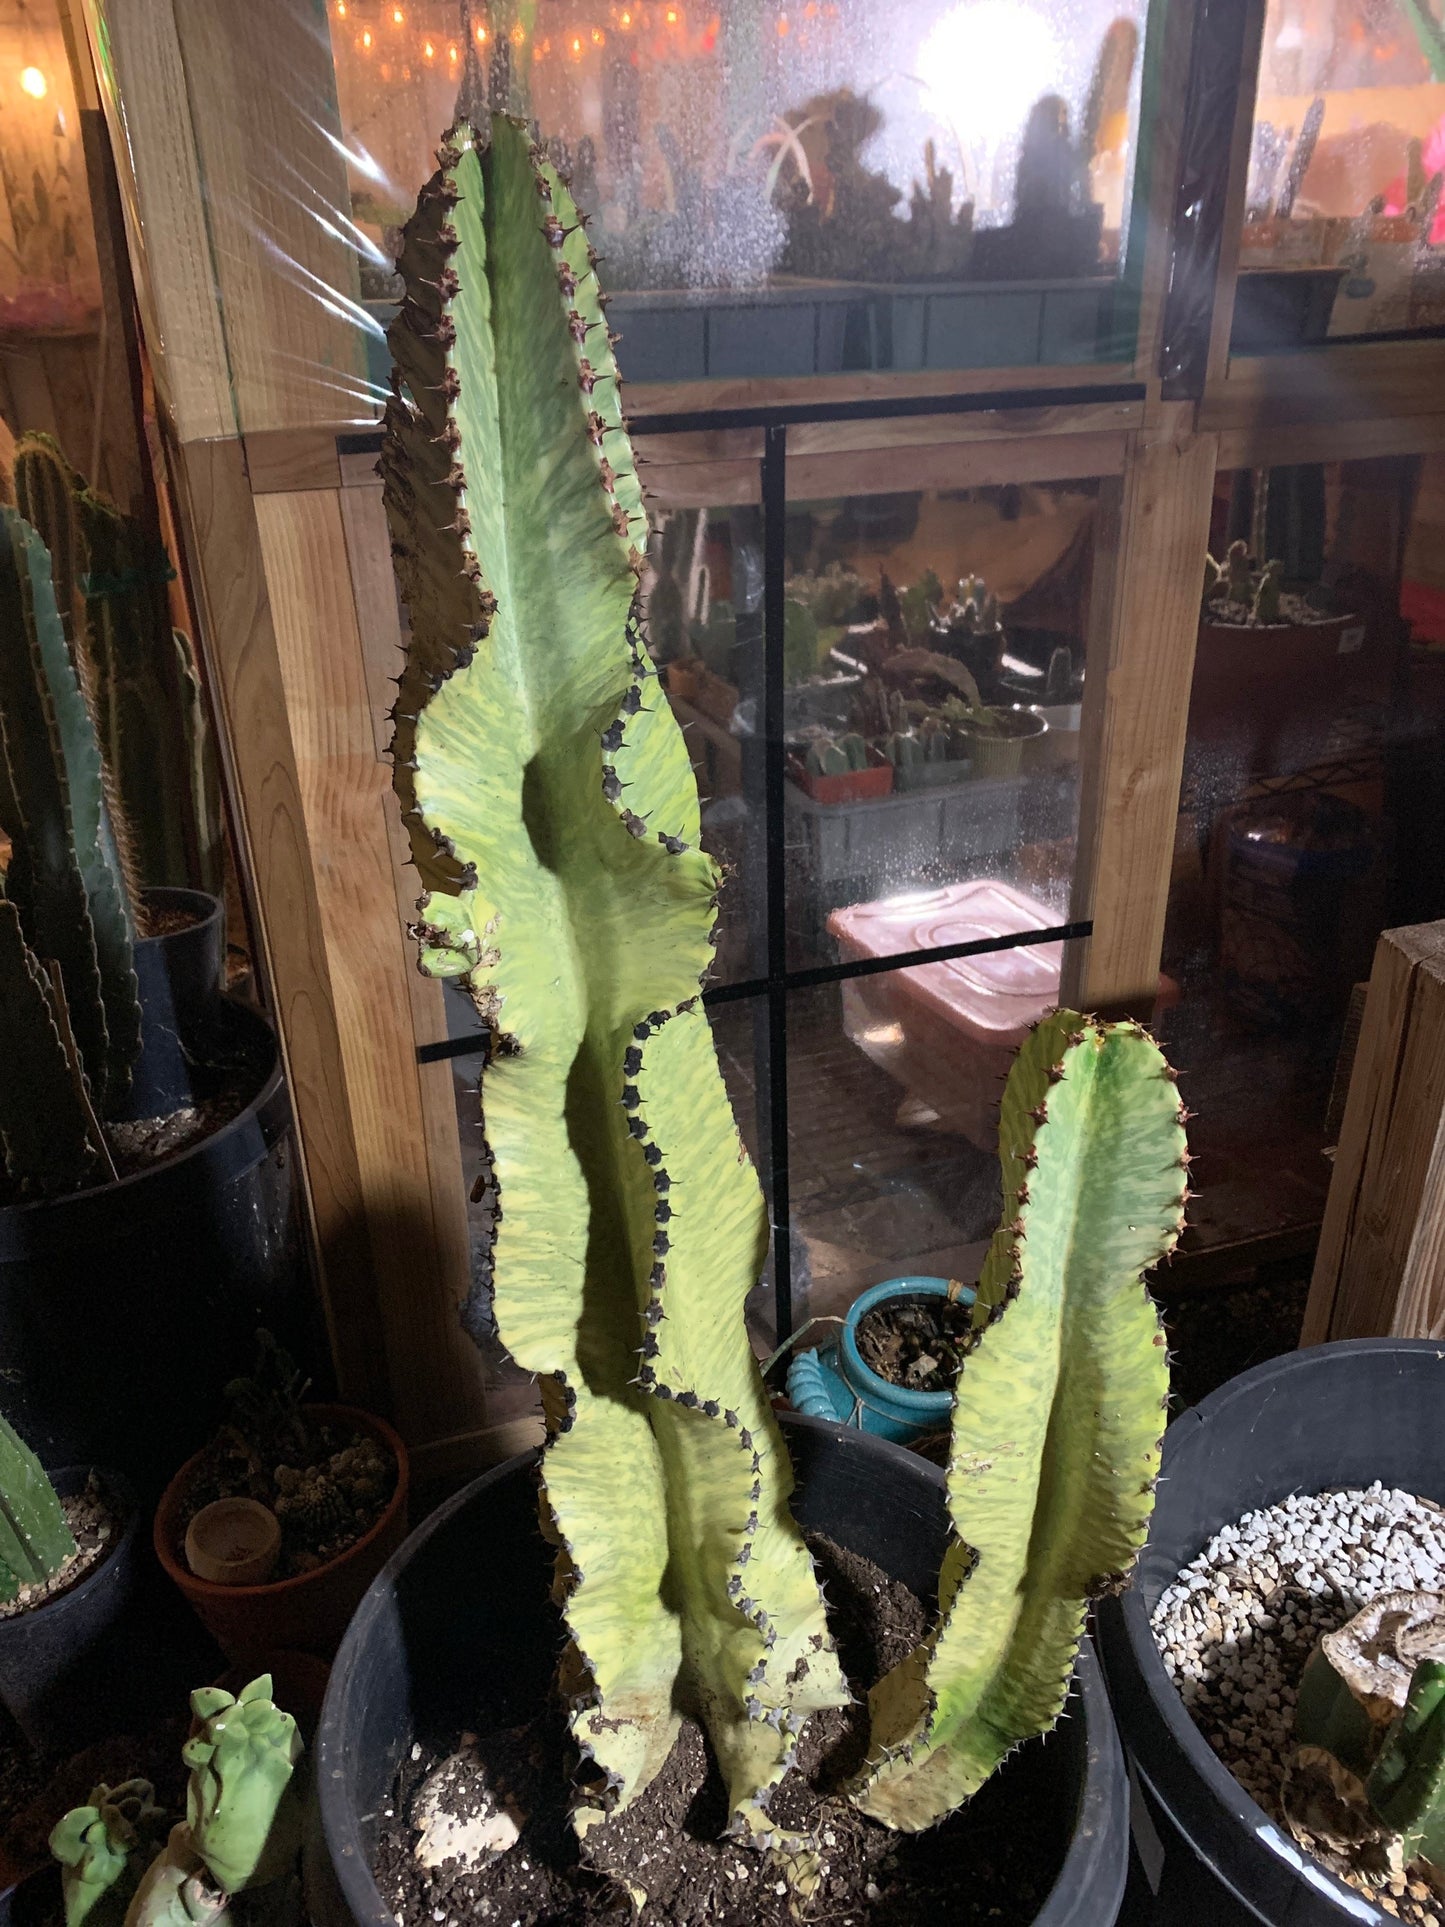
top-left (1239, 0), bottom-right (1445, 342)
top-left (325, 0), bottom-right (1152, 379)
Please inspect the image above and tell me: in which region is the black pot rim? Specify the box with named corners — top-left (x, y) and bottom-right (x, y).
top-left (0, 1465), bottom-right (138, 1635)
top-left (135, 886), bottom-right (223, 939)
top-left (1103, 1339), bottom-right (1445, 1925)
top-left (0, 1001), bottom-right (287, 1257)
top-left (316, 1410), bottom-right (1127, 1927)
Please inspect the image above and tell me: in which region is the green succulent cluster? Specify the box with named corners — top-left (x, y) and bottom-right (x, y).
top-left (51, 1676), bottom-right (303, 1927)
top-left (381, 108), bottom-right (1180, 1887)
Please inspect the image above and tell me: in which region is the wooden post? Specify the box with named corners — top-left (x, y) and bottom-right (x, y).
top-left (1063, 404), bottom-right (1220, 1013)
top-left (1302, 923), bottom-right (1445, 1344)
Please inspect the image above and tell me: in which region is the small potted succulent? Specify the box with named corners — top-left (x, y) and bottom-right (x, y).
top-left (785, 728), bottom-right (894, 803)
top-left (153, 1335), bottom-right (407, 1665)
top-left (47, 1671), bottom-right (306, 1924)
top-left (0, 489), bottom-right (303, 1491)
top-left (785, 1274), bottom-right (977, 1447)
top-left (0, 1412), bottom-right (139, 1755)
top-left (1189, 537), bottom-right (1369, 779)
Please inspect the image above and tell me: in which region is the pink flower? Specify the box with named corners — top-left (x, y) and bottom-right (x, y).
top-left (1382, 113), bottom-right (1445, 243)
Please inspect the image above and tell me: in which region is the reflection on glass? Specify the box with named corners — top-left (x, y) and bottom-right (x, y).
top-left (1239, 0), bottom-right (1445, 343)
top-left (774, 482), bottom-right (1091, 964)
top-left (779, 969), bottom-right (1025, 1336)
top-left (649, 502), bottom-right (767, 983)
top-left (1161, 454), bottom-right (1445, 1261)
top-left (326, 0), bottom-right (1148, 376)
top-left (0, 0), bottom-right (101, 330)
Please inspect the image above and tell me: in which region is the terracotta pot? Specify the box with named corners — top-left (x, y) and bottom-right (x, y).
top-left (154, 1406), bottom-right (408, 1665)
top-left (786, 746), bottom-right (894, 804)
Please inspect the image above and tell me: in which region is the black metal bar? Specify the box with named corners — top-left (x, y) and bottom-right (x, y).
top-left (337, 380), bottom-right (1145, 462)
top-left (760, 422), bottom-right (792, 1341)
top-left (629, 379), bottom-right (1145, 436)
top-left (702, 918), bottom-right (1095, 1004)
top-left (413, 917), bottom-right (1096, 1059)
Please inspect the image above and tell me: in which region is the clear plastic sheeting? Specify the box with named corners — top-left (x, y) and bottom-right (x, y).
top-left (323, 0), bottom-right (1152, 381)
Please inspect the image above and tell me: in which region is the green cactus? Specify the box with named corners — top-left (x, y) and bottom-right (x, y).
top-left (122, 1825), bottom-right (231, 1927)
top-left (1366, 1660), bottom-right (1445, 1874)
top-left (1224, 538), bottom-right (1253, 604)
top-left (0, 1409), bottom-right (77, 1602)
top-left (0, 895), bottom-right (111, 1194)
top-left (688, 597), bottom-right (736, 680)
top-left (0, 506), bottom-right (140, 1126)
top-left (380, 112), bottom-right (845, 1859)
top-left (51, 1780), bottom-right (163, 1927)
top-left (1252, 559), bottom-right (1284, 626)
top-left (782, 595), bottom-right (820, 685)
top-left (15, 431), bottom-right (218, 898)
top-left (883, 730), bottom-right (923, 769)
top-left (182, 1676), bottom-right (303, 1894)
top-left (852, 1011), bottom-right (1180, 1828)
top-left (804, 731), bottom-right (867, 778)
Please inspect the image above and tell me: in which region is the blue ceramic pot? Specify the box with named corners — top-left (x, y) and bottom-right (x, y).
top-left (786, 1275), bottom-right (974, 1445)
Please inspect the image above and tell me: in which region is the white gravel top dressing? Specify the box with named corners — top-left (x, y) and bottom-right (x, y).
top-left (1152, 1482), bottom-right (1445, 1925)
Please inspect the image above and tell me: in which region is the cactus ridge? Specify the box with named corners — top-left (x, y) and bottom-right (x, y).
top-left (382, 113), bottom-right (844, 1860)
top-left (852, 1011), bottom-right (1181, 1829)
top-left (0, 1409), bottom-right (77, 1601)
top-left (0, 507), bottom-right (140, 1120)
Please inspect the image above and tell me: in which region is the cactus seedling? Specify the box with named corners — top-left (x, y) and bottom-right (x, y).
top-left (804, 731), bottom-right (869, 778)
top-left (852, 1011), bottom-right (1180, 1828)
top-left (51, 1781), bottom-right (164, 1927)
top-left (182, 1675), bottom-right (303, 1893)
top-left (0, 1409), bottom-right (77, 1601)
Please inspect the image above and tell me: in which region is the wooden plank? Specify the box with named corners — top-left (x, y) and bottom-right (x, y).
top-left (1303, 922), bottom-right (1445, 1344)
top-left (151, 0), bottom-right (370, 436)
top-left (1131, 0), bottom-right (1205, 395)
top-left (253, 486), bottom-right (487, 1446)
top-left (245, 429), bottom-right (343, 496)
top-left (1060, 404), bottom-right (1220, 1012)
top-left (171, 436), bottom-right (386, 1408)
top-left (628, 359), bottom-right (1139, 421)
top-left (80, 0), bottom-right (235, 443)
top-left (1204, 0), bottom-right (1268, 389)
top-left (789, 429), bottom-right (1129, 504)
top-left (1204, 340), bottom-right (1445, 437)
top-left (1219, 411), bottom-right (1445, 472)
top-left (337, 484), bottom-right (402, 762)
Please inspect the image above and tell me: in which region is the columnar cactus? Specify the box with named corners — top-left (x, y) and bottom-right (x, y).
top-left (852, 1011), bottom-right (1181, 1828)
top-left (381, 111), bottom-right (845, 1857)
top-left (0, 1410), bottom-right (77, 1601)
top-left (1367, 1660), bottom-right (1445, 1877)
top-left (0, 508), bottom-right (140, 1197)
top-left (14, 431), bottom-right (219, 897)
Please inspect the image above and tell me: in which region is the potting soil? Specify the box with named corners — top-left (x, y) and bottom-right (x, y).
top-left (0, 1479), bottom-right (123, 1621)
top-left (854, 1294), bottom-right (975, 1394)
top-left (375, 1534), bottom-right (1067, 1925)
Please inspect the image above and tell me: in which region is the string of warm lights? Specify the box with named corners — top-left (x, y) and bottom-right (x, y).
top-left (332, 0), bottom-right (829, 67)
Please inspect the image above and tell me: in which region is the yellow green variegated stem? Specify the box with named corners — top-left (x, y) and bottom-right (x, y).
top-left (854, 1011), bottom-right (1183, 1829)
top-left (381, 113), bottom-right (843, 1848)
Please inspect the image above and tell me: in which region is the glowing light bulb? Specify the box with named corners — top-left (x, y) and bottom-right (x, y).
top-left (919, 2), bottom-right (1064, 155)
top-left (448, 41), bottom-right (458, 59)
top-left (424, 37), bottom-right (435, 56)
top-left (391, 5), bottom-right (404, 23)
top-left (475, 21), bottom-right (487, 38)
top-left (570, 33), bottom-right (582, 52)
top-left (510, 20), bottom-right (524, 42)
top-left (665, 5), bottom-right (678, 20)
top-left (619, 7), bottom-right (632, 22)
top-left (361, 28), bottom-right (373, 48)
top-left (592, 25), bottom-right (605, 41)
top-left (336, 1), bottom-right (347, 15)
top-left (19, 65), bottom-right (47, 98)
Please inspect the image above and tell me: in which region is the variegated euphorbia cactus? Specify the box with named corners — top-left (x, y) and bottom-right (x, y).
top-left (853, 1011), bottom-right (1181, 1827)
top-left (381, 111), bottom-right (847, 1858)
top-left (383, 110), bottom-right (1183, 1876)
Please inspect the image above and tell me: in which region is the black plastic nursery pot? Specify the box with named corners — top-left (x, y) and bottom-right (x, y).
top-left (0, 999), bottom-right (312, 1494)
top-left (124, 885), bottom-right (229, 1119)
top-left (309, 1414), bottom-right (1130, 1927)
top-left (0, 1467), bottom-right (140, 1754)
top-left (0, 1867), bottom-right (59, 1925)
top-left (1097, 1339), bottom-right (1445, 1926)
